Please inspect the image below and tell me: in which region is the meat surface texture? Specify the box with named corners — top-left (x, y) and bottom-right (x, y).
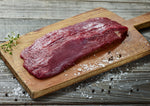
top-left (20, 17), bottom-right (128, 79)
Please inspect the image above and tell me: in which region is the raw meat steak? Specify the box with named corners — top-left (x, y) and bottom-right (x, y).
top-left (20, 17), bottom-right (128, 79)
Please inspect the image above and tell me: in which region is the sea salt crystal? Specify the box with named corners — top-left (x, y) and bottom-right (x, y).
top-left (98, 63), bottom-right (105, 67)
top-left (108, 61), bottom-right (113, 64)
top-left (88, 64), bottom-right (96, 70)
top-left (11, 86), bottom-right (24, 97)
top-left (82, 64), bottom-right (89, 71)
top-left (14, 87), bottom-right (21, 95)
top-left (101, 69), bottom-right (129, 82)
top-left (116, 52), bottom-right (118, 54)
top-left (77, 68), bottom-right (82, 71)
top-left (76, 86), bottom-right (81, 90)
top-left (64, 74), bottom-right (68, 76)
top-left (96, 81), bottom-right (100, 84)
top-left (146, 80), bottom-right (149, 82)
top-left (77, 72), bottom-right (80, 75)
top-left (116, 58), bottom-right (119, 60)
top-left (74, 73), bottom-right (77, 76)
top-left (128, 92), bottom-right (131, 95)
top-left (81, 92), bottom-right (93, 99)
top-left (25, 93), bottom-right (29, 97)
top-left (88, 96), bottom-right (93, 99)
top-left (102, 59), bottom-right (108, 62)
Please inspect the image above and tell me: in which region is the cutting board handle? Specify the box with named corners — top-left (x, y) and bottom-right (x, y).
top-left (128, 12), bottom-right (150, 30)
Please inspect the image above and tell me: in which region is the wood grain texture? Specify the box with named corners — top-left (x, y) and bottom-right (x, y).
top-left (0, 7), bottom-right (150, 99)
top-left (127, 12), bottom-right (150, 30)
top-left (0, 19), bottom-right (61, 41)
top-left (0, 0), bottom-right (150, 20)
top-left (0, 0), bottom-right (150, 105)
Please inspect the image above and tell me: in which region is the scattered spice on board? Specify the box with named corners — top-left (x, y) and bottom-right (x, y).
top-left (108, 56), bottom-right (113, 61)
top-left (108, 51), bottom-right (111, 54)
top-left (118, 54), bottom-right (122, 58)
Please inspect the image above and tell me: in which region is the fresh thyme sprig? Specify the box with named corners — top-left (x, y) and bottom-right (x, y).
top-left (1, 32), bottom-right (20, 55)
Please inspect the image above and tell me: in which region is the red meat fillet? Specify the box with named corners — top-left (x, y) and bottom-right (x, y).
top-left (20, 17), bottom-right (128, 79)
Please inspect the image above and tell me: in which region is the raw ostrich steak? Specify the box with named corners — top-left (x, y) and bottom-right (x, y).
top-left (20, 17), bottom-right (128, 79)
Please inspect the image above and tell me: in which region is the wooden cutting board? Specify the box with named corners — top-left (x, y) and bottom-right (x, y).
top-left (0, 7), bottom-right (150, 99)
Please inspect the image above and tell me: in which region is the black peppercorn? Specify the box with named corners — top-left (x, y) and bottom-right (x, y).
top-left (5, 93), bottom-right (8, 97)
top-left (108, 90), bottom-right (110, 94)
top-left (14, 98), bottom-right (18, 101)
top-left (109, 86), bottom-right (111, 89)
top-left (108, 51), bottom-right (111, 54)
top-left (92, 89), bottom-right (95, 93)
top-left (108, 56), bottom-right (113, 61)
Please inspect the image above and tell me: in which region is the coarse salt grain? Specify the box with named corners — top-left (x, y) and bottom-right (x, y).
top-left (77, 68), bottom-right (82, 71)
top-left (81, 92), bottom-right (93, 99)
top-left (64, 74), bottom-right (68, 76)
top-left (146, 80), bottom-right (149, 82)
top-left (77, 72), bottom-right (80, 75)
top-left (98, 63), bottom-right (105, 67)
top-left (116, 52), bottom-right (119, 54)
top-left (108, 61), bottom-right (113, 64)
top-left (102, 59), bottom-right (108, 62)
top-left (8, 84), bottom-right (30, 97)
top-left (96, 81), bottom-right (100, 84)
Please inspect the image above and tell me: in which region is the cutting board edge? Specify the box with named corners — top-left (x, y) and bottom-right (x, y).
top-left (31, 49), bottom-right (150, 98)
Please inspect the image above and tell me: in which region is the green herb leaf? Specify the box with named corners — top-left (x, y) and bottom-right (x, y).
top-left (1, 32), bottom-right (20, 55)
top-left (4, 37), bottom-right (8, 39)
top-left (8, 35), bottom-right (10, 38)
top-left (9, 52), bottom-right (12, 55)
top-left (17, 34), bottom-right (20, 38)
top-left (14, 38), bottom-right (17, 40)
